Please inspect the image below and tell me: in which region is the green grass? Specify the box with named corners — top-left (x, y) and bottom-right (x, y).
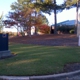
top-left (0, 43), bottom-right (80, 76)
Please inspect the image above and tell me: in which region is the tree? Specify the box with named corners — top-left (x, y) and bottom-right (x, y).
top-left (64, 0), bottom-right (80, 34)
top-left (34, 0), bottom-right (64, 34)
top-left (4, 11), bottom-right (21, 36)
top-left (10, 0), bottom-right (64, 34)
top-left (4, 5), bottom-right (49, 36)
top-left (3, 9), bottom-right (33, 36)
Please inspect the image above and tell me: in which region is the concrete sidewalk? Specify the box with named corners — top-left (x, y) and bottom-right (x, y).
top-left (0, 70), bottom-right (80, 80)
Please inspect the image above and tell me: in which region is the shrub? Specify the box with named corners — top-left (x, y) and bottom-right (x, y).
top-left (38, 24), bottom-right (50, 34)
top-left (57, 25), bottom-right (75, 34)
top-left (69, 29), bottom-right (75, 34)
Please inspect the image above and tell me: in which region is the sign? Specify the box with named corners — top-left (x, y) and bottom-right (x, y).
top-left (0, 33), bottom-right (8, 51)
top-left (0, 33), bottom-right (12, 59)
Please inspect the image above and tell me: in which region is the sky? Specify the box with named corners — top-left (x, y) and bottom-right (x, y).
top-left (0, 0), bottom-right (16, 15)
top-left (0, 0), bottom-right (77, 32)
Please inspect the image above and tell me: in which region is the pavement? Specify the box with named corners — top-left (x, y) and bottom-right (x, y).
top-left (0, 70), bottom-right (80, 80)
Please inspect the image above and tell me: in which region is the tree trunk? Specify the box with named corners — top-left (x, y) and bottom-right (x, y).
top-left (54, 0), bottom-right (57, 34)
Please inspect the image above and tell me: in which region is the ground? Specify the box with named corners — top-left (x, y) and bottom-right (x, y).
top-left (9, 34), bottom-right (78, 46)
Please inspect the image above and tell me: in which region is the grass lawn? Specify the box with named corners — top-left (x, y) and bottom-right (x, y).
top-left (0, 43), bottom-right (80, 76)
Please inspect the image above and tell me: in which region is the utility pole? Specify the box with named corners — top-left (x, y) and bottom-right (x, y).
top-left (54, 0), bottom-right (57, 34)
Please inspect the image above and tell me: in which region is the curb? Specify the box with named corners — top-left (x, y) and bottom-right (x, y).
top-left (0, 70), bottom-right (80, 80)
top-left (30, 70), bottom-right (80, 80)
top-left (0, 76), bottom-right (29, 80)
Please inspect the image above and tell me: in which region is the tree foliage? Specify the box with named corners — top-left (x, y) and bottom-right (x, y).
top-left (3, 9), bottom-right (48, 35)
top-left (38, 24), bottom-right (50, 34)
top-left (65, 0), bottom-right (79, 8)
top-left (4, 0), bottom-right (65, 35)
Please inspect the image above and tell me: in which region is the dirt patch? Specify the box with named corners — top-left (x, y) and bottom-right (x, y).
top-left (64, 63), bottom-right (80, 72)
top-left (9, 34), bottom-right (78, 46)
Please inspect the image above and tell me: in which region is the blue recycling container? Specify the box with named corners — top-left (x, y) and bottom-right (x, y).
top-left (0, 33), bottom-right (8, 51)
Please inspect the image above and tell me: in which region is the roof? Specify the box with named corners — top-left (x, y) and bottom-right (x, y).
top-left (57, 20), bottom-right (76, 26)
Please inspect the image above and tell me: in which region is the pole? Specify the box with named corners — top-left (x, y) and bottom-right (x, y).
top-left (75, 0), bottom-right (79, 34)
top-left (77, 0), bottom-right (80, 46)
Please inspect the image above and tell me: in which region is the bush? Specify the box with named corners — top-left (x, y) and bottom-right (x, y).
top-left (57, 25), bottom-right (75, 34)
top-left (69, 29), bottom-right (75, 34)
top-left (38, 24), bottom-right (50, 34)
